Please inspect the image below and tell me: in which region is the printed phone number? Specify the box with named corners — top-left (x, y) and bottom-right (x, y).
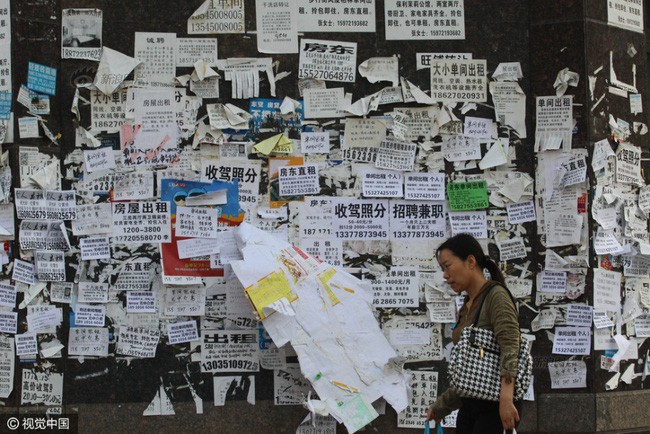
top-left (114, 234), bottom-right (166, 242)
top-left (430, 29), bottom-right (463, 37)
top-left (195, 9), bottom-right (243, 20)
top-left (365, 190), bottom-right (399, 197)
top-left (17, 210), bottom-right (75, 220)
top-left (405, 193), bottom-right (443, 200)
top-left (48, 211), bottom-right (76, 220)
top-left (392, 230), bottom-right (445, 239)
top-left (303, 228), bottom-right (330, 236)
top-left (63, 47), bottom-right (102, 58)
top-left (21, 240), bottom-right (68, 250)
top-left (337, 20), bottom-right (369, 27)
top-left (85, 181), bottom-right (113, 191)
top-left (94, 120), bottom-right (124, 129)
top-left (17, 210), bottom-right (47, 219)
top-left (298, 69), bottom-right (354, 82)
top-left (374, 298), bottom-right (416, 306)
top-left (189, 21), bottom-right (243, 33)
top-left (230, 316), bottom-right (257, 328)
top-left (342, 148), bottom-right (377, 162)
top-left (432, 91), bottom-right (484, 100)
top-left (202, 359), bottom-right (258, 372)
top-left (280, 187), bottom-right (318, 196)
top-left (450, 201), bottom-right (488, 211)
top-left (334, 230), bottom-right (387, 238)
top-left (37, 272), bottom-right (65, 281)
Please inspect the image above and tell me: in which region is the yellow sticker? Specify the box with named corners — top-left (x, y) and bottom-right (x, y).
top-left (244, 269), bottom-right (296, 319)
top-left (253, 133), bottom-right (293, 155)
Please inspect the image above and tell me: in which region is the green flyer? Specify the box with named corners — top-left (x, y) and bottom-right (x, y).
top-left (446, 180), bottom-right (489, 211)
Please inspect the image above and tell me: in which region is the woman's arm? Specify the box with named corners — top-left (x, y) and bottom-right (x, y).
top-left (499, 376), bottom-right (519, 429)
top-left (426, 387), bottom-right (462, 421)
top-left (483, 285), bottom-right (521, 429)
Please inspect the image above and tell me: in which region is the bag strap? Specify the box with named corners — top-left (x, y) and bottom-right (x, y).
top-left (471, 281), bottom-right (517, 326)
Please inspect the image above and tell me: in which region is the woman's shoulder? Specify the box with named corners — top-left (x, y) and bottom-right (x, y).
top-left (486, 280), bottom-right (508, 294)
top-left (484, 281), bottom-right (515, 306)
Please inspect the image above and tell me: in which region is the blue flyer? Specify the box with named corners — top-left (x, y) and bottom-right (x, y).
top-left (27, 62), bottom-right (57, 95)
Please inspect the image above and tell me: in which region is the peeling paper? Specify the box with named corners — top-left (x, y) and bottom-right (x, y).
top-left (192, 121), bottom-right (223, 149)
top-left (275, 71), bottom-right (291, 82)
top-left (40, 120), bottom-right (59, 145)
top-left (305, 396), bottom-right (330, 417)
top-left (81, 127), bottom-right (102, 149)
top-left (609, 334), bottom-right (631, 372)
top-left (620, 363), bottom-right (637, 384)
top-left (358, 57), bottom-right (399, 87)
top-left (633, 121), bottom-right (648, 135)
top-left (492, 62), bottom-right (523, 82)
top-left (478, 140), bottom-right (507, 170)
top-left (531, 308), bottom-right (558, 332)
top-left (610, 51), bottom-right (637, 94)
top-left (184, 374), bottom-right (203, 414)
top-left (19, 282), bottom-right (47, 309)
top-left (400, 78), bottom-right (434, 105)
top-left (71, 89), bottom-right (81, 121)
top-left (213, 376), bottom-right (255, 406)
top-left (175, 74), bottom-right (191, 86)
top-left (261, 298), bottom-right (295, 317)
top-left (206, 103), bottom-right (250, 130)
top-left (535, 95), bottom-right (573, 151)
top-left (605, 372), bottom-right (621, 390)
top-left (554, 68), bottom-right (580, 96)
top-left (630, 93), bottom-right (642, 115)
top-left (296, 413), bottom-right (337, 434)
top-left (0, 336), bottom-right (14, 398)
top-left (190, 0), bottom-right (210, 17)
top-left (93, 47), bottom-right (142, 95)
top-left (216, 58), bottom-right (275, 98)
top-left (192, 60), bottom-right (220, 82)
top-left (253, 133), bottom-right (293, 155)
top-left (343, 90), bottom-right (382, 117)
top-left (591, 139), bottom-right (615, 172)
top-left (257, 206), bottom-right (288, 220)
top-left (489, 81), bottom-right (527, 138)
top-left (459, 102), bottom-right (476, 115)
top-left (143, 382), bottom-right (175, 416)
top-left (609, 115), bottom-right (630, 141)
top-left (185, 189), bottom-right (227, 206)
top-left (280, 97), bottom-right (301, 115)
top-left (39, 341), bottom-right (64, 358)
top-left (498, 176), bottom-right (533, 203)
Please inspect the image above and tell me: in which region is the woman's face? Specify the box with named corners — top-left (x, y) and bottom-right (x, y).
top-left (438, 248), bottom-right (473, 293)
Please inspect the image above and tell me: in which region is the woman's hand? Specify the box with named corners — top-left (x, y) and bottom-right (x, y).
top-left (425, 405), bottom-right (440, 422)
top-left (499, 400), bottom-right (520, 430)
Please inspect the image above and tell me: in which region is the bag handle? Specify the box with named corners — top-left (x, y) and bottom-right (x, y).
top-left (471, 281), bottom-right (517, 326)
top-left (424, 421), bottom-right (444, 434)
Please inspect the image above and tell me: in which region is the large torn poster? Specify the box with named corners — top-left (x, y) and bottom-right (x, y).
top-left (230, 223), bottom-right (409, 433)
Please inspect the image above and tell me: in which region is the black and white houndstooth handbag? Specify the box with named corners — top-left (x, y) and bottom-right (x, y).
top-left (448, 284), bottom-right (533, 402)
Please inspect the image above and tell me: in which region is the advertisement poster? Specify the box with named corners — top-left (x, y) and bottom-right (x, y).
top-left (160, 178), bottom-right (244, 280)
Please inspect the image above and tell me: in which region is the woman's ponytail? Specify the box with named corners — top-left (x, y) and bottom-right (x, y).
top-left (483, 258), bottom-right (505, 285)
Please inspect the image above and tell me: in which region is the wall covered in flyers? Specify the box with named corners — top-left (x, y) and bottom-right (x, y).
top-left (0, 0), bottom-right (649, 432)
